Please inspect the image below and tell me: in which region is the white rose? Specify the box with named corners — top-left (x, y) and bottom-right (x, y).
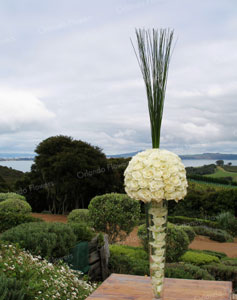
top-left (136, 188), bottom-right (152, 202)
top-left (149, 180), bottom-right (164, 192)
top-left (138, 179), bottom-right (150, 189)
top-left (142, 168), bottom-right (154, 179)
top-left (126, 180), bottom-right (139, 191)
top-left (132, 171), bottom-right (142, 181)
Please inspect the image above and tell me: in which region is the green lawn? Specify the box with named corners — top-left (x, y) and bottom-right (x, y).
top-left (205, 167), bottom-right (237, 182)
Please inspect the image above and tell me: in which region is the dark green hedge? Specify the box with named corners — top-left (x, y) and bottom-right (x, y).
top-left (0, 274), bottom-right (28, 300)
top-left (0, 212), bottom-right (43, 233)
top-left (168, 216), bottom-right (218, 228)
top-left (192, 226), bottom-right (234, 242)
top-left (165, 263), bottom-right (214, 280)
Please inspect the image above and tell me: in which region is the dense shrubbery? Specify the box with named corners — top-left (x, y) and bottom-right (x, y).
top-left (0, 222), bottom-right (77, 259)
top-left (68, 223), bottom-right (95, 242)
top-left (188, 249), bottom-right (227, 259)
top-left (89, 193), bottom-right (140, 243)
top-left (0, 212), bottom-right (42, 233)
top-left (0, 199), bottom-right (31, 214)
top-left (166, 223), bottom-right (189, 262)
top-left (180, 250), bottom-right (220, 265)
top-left (186, 164), bottom-right (216, 176)
top-left (68, 209), bottom-right (90, 225)
top-left (0, 242), bottom-right (96, 300)
top-left (178, 225), bottom-right (196, 243)
top-left (216, 212), bottom-right (237, 236)
top-left (137, 223), bottom-right (189, 262)
top-left (188, 174), bottom-right (237, 185)
top-left (0, 274), bottom-right (27, 300)
top-left (0, 192), bottom-right (26, 202)
top-left (192, 226), bottom-right (234, 242)
top-left (109, 245), bottom-right (149, 275)
top-left (168, 182), bottom-right (237, 217)
top-left (165, 263), bottom-right (214, 280)
top-left (168, 215), bottom-right (218, 228)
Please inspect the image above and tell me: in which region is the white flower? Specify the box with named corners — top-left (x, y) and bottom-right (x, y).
top-left (124, 149), bottom-right (187, 203)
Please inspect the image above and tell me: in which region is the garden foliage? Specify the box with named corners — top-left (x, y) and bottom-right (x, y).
top-left (88, 193), bottom-right (140, 243)
top-left (192, 226), bottom-right (234, 242)
top-left (0, 199), bottom-right (31, 214)
top-left (180, 250), bottom-right (220, 265)
top-left (68, 209), bottom-right (90, 225)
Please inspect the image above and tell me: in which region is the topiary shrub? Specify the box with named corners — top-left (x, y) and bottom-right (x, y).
top-left (215, 212), bottom-right (237, 237)
top-left (68, 222), bottom-right (95, 242)
top-left (0, 199), bottom-right (31, 214)
top-left (0, 212), bottom-right (43, 233)
top-left (88, 193), bottom-right (140, 243)
top-left (0, 274), bottom-right (28, 300)
top-left (0, 222), bottom-right (77, 259)
top-left (0, 192), bottom-right (26, 202)
top-left (165, 263), bottom-right (214, 280)
top-left (137, 223), bottom-right (189, 262)
top-left (188, 248), bottom-right (227, 259)
top-left (166, 223), bottom-right (189, 263)
top-left (109, 245), bottom-right (149, 276)
top-left (179, 225), bottom-right (196, 243)
top-left (192, 226), bottom-right (234, 242)
top-left (68, 209), bottom-right (90, 225)
top-left (180, 250), bottom-right (220, 265)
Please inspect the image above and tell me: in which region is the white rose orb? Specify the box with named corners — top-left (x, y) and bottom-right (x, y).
top-left (124, 149), bottom-right (188, 299)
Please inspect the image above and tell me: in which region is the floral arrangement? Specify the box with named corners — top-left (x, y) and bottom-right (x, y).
top-left (124, 149), bottom-right (187, 203)
top-left (125, 28), bottom-right (188, 299)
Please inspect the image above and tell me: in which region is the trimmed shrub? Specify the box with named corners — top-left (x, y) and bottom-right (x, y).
top-left (0, 199), bottom-right (31, 214)
top-left (0, 192), bottom-right (26, 202)
top-left (221, 257), bottom-right (237, 267)
top-left (0, 274), bottom-right (28, 300)
top-left (192, 226), bottom-right (234, 242)
top-left (179, 225), bottom-right (196, 243)
top-left (68, 223), bottom-right (95, 242)
top-left (203, 263), bottom-right (237, 291)
top-left (188, 248), bottom-right (227, 259)
top-left (0, 222), bottom-right (77, 259)
top-left (68, 209), bottom-right (90, 225)
top-left (180, 250), bottom-right (219, 265)
top-left (88, 193), bottom-right (140, 243)
top-left (137, 223), bottom-right (189, 263)
top-left (0, 212), bottom-right (43, 233)
top-left (168, 216), bottom-right (218, 228)
top-left (165, 263), bottom-right (214, 280)
top-left (0, 242), bottom-right (96, 300)
top-left (216, 212), bottom-right (237, 237)
top-left (109, 244), bottom-right (149, 276)
top-left (166, 223), bottom-right (189, 263)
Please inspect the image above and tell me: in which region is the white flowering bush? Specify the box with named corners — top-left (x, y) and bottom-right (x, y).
top-left (0, 241), bottom-right (97, 300)
top-left (124, 149), bottom-right (188, 203)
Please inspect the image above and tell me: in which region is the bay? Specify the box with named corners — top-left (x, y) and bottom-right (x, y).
top-left (0, 159), bottom-right (237, 173)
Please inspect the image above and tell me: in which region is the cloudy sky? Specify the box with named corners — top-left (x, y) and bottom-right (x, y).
top-left (0, 0), bottom-right (237, 156)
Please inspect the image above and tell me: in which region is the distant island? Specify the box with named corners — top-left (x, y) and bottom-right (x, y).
top-left (108, 152), bottom-right (237, 160)
top-left (0, 153), bottom-right (35, 161)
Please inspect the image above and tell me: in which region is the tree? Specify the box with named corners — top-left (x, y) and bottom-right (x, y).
top-left (16, 135), bottom-right (115, 214)
top-left (216, 160), bottom-right (224, 166)
top-left (228, 162), bottom-right (232, 166)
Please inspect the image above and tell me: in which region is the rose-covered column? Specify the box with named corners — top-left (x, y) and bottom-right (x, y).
top-left (124, 149), bottom-right (188, 299)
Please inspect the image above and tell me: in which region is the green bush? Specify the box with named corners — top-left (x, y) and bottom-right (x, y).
top-left (88, 193), bottom-right (140, 243)
top-left (0, 193), bottom-right (26, 202)
top-left (168, 216), bottom-right (218, 228)
top-left (193, 226), bottom-right (234, 242)
top-left (0, 242), bottom-right (96, 300)
top-left (188, 248), bottom-right (227, 259)
top-left (68, 222), bottom-right (95, 242)
top-left (203, 263), bottom-right (237, 291)
top-left (68, 209), bottom-right (90, 225)
top-left (180, 250), bottom-right (219, 265)
top-left (109, 245), bottom-right (149, 276)
top-left (0, 274), bottom-right (28, 300)
top-left (0, 199), bottom-right (31, 214)
top-left (165, 263), bottom-right (214, 280)
top-left (216, 212), bottom-right (237, 237)
top-left (137, 223), bottom-right (189, 263)
top-left (0, 222), bottom-right (77, 259)
top-left (0, 212), bottom-right (43, 233)
top-left (166, 223), bottom-right (189, 262)
top-left (179, 225), bottom-right (196, 243)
